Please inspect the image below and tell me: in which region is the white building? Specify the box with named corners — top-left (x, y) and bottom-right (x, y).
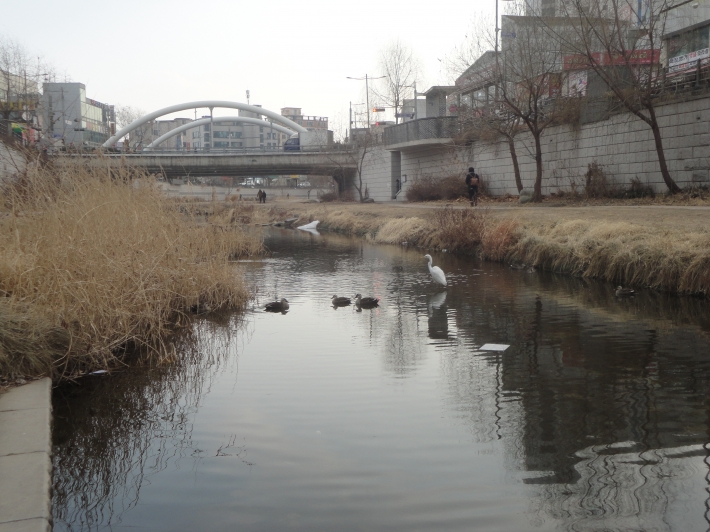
top-left (41, 83), bottom-right (115, 148)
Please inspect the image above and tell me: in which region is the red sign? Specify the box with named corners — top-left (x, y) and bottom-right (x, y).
top-left (563, 50), bottom-right (659, 70)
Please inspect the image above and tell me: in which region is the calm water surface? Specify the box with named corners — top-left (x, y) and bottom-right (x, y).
top-left (53, 228), bottom-right (710, 531)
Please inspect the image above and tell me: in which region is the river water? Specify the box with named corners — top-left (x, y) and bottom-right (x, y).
top-left (53, 228), bottom-right (710, 532)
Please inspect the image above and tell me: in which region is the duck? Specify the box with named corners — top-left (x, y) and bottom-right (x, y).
top-left (354, 294), bottom-right (380, 308)
top-left (265, 298), bottom-right (289, 312)
top-left (331, 295), bottom-right (352, 306)
top-left (424, 254), bottom-right (447, 286)
top-left (509, 263), bottom-right (527, 270)
top-left (615, 286), bottom-right (635, 297)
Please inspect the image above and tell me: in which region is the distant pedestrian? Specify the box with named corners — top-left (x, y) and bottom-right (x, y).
top-left (261, 190), bottom-right (267, 203)
top-left (465, 167), bottom-right (480, 206)
top-left (257, 189), bottom-right (263, 202)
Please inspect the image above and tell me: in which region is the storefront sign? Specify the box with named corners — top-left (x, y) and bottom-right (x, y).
top-left (669, 48), bottom-right (710, 72)
top-left (563, 50), bottom-right (659, 70)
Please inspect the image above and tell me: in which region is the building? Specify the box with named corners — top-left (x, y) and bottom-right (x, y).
top-left (0, 70), bottom-right (41, 142)
top-left (664, 2), bottom-right (710, 74)
top-left (446, 51), bottom-right (500, 116)
top-left (41, 83), bottom-right (115, 148)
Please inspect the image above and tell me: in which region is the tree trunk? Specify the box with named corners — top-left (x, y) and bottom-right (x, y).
top-left (508, 137), bottom-right (523, 193)
top-left (532, 132), bottom-right (543, 202)
top-left (648, 107), bottom-right (681, 194)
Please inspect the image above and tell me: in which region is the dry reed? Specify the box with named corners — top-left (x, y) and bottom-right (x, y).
top-left (297, 202), bottom-right (710, 296)
top-left (0, 161), bottom-right (262, 379)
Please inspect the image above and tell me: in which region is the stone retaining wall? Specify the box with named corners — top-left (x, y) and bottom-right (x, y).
top-left (356, 95), bottom-right (710, 201)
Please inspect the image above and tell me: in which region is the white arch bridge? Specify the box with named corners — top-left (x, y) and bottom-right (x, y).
top-left (57, 100), bottom-right (359, 182)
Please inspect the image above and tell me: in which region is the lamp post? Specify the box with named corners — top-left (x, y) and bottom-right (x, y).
top-left (347, 74), bottom-right (385, 128)
top-left (495, 0), bottom-right (515, 54)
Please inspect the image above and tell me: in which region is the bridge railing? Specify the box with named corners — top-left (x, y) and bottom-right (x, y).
top-left (139, 144), bottom-right (353, 155)
top-left (382, 117), bottom-right (461, 148)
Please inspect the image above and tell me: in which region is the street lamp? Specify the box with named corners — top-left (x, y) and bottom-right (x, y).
top-left (346, 74), bottom-right (385, 128)
top-left (495, 0), bottom-right (515, 54)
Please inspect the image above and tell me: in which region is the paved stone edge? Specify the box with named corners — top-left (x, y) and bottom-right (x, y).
top-left (0, 379), bottom-right (53, 531)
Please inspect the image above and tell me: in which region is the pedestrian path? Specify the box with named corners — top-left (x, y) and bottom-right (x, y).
top-left (0, 379), bottom-right (52, 532)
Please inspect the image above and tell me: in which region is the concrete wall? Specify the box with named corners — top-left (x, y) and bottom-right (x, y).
top-left (356, 96), bottom-right (710, 201)
top-left (0, 140), bottom-right (27, 183)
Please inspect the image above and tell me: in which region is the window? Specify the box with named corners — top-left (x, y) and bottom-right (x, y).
top-left (259, 127), bottom-right (263, 132)
top-left (231, 142), bottom-right (242, 147)
top-left (213, 131), bottom-right (230, 138)
top-left (192, 131), bottom-right (199, 138)
top-left (230, 131), bottom-right (242, 138)
top-left (204, 124), bottom-right (210, 131)
top-left (214, 141), bottom-right (229, 148)
top-left (204, 133), bottom-right (211, 141)
top-left (260, 134), bottom-right (264, 142)
top-left (153, 129), bottom-right (159, 136)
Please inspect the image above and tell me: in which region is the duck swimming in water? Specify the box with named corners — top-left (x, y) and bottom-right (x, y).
top-left (354, 294), bottom-right (380, 308)
top-left (615, 286), bottom-right (635, 297)
top-left (265, 298), bottom-right (289, 312)
top-left (331, 295), bottom-right (352, 306)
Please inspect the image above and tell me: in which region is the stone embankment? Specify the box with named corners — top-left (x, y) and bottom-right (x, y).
top-left (0, 379), bottom-right (52, 532)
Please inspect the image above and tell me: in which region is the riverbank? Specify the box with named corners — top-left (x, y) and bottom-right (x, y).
top-left (0, 163), bottom-right (262, 381)
top-left (245, 198), bottom-right (710, 297)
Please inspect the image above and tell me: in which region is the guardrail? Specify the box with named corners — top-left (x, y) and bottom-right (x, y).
top-left (382, 117), bottom-right (461, 147)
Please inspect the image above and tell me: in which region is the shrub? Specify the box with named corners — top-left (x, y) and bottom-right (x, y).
top-left (626, 177), bottom-right (655, 199)
top-left (585, 162), bottom-right (621, 198)
top-left (406, 175), bottom-right (468, 202)
top-left (433, 206), bottom-right (487, 253)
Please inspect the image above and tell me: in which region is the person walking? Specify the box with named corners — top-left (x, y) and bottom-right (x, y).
top-left (257, 189), bottom-right (263, 203)
top-left (261, 189), bottom-right (267, 203)
top-left (465, 167), bottom-right (480, 206)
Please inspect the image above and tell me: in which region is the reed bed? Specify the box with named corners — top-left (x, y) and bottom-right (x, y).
top-left (0, 162), bottom-right (262, 379)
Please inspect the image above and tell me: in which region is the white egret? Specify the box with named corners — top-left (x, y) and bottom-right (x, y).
top-left (424, 254), bottom-right (447, 286)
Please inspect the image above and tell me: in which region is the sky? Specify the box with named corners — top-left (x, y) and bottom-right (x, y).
top-left (2, 0), bottom-right (499, 133)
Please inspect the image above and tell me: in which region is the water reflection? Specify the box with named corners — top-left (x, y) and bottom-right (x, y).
top-left (53, 315), bottom-right (244, 531)
top-left (53, 229), bottom-right (710, 531)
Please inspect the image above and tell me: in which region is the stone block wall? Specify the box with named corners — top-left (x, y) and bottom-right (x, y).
top-left (354, 95), bottom-right (710, 201)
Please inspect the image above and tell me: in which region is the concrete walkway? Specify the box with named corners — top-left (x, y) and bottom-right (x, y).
top-left (0, 379), bottom-right (52, 532)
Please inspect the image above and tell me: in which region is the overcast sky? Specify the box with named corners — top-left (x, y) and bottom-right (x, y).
top-left (3, 0), bottom-right (499, 131)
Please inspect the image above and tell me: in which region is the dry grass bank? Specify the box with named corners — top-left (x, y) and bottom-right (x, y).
top-left (288, 202), bottom-right (710, 297)
top-left (0, 162), bottom-right (262, 380)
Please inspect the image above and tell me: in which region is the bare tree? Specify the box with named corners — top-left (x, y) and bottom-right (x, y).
top-left (373, 40), bottom-right (421, 124)
top-left (0, 37), bottom-right (54, 136)
top-left (114, 105), bottom-right (149, 151)
top-left (440, 11), bottom-right (497, 82)
top-left (546, 0), bottom-right (681, 193)
top-left (496, 10), bottom-right (569, 201)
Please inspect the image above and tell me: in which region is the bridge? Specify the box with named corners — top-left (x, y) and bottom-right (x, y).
top-left (54, 100), bottom-right (359, 182)
top-left (63, 151), bottom-right (357, 178)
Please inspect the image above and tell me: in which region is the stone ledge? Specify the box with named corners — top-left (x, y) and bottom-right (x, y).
top-left (0, 378), bottom-right (53, 532)
top-left (0, 518), bottom-right (51, 532)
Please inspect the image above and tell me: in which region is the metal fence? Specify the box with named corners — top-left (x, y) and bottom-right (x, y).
top-left (383, 117), bottom-right (461, 147)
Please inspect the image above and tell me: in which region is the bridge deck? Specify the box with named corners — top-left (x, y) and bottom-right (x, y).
top-left (54, 151), bottom-right (358, 177)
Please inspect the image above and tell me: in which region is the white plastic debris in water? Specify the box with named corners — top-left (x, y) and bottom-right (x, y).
top-left (480, 344), bottom-right (510, 351)
top-left (89, 370), bottom-right (108, 375)
top-left (297, 220), bottom-right (319, 231)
